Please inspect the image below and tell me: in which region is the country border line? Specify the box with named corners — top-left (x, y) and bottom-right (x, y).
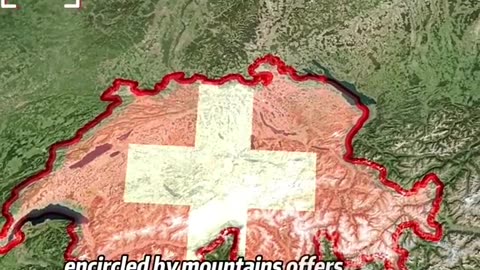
top-left (0, 55), bottom-right (444, 270)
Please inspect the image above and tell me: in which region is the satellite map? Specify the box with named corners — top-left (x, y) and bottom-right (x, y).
top-left (0, 0), bottom-right (478, 270)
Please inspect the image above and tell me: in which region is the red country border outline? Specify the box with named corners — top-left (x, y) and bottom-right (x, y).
top-left (0, 55), bottom-right (444, 270)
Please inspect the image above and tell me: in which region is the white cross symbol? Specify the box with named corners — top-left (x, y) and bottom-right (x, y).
top-left (124, 83), bottom-right (317, 259)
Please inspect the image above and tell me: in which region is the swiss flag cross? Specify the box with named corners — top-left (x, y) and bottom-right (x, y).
top-left (3, 56), bottom-right (443, 270)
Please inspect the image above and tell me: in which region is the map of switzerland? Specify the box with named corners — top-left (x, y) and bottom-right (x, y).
top-left (0, 55), bottom-right (444, 270)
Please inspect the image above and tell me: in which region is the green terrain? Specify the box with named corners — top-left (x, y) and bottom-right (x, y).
top-left (0, 0), bottom-right (479, 269)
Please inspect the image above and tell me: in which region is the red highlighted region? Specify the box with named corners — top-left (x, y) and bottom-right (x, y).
top-left (0, 55), bottom-right (444, 270)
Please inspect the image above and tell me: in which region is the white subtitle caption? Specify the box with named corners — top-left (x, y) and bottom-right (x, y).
top-left (64, 255), bottom-right (344, 270)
